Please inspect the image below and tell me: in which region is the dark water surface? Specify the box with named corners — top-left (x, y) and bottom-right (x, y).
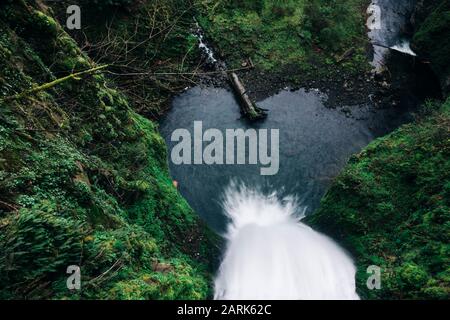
top-left (159, 87), bottom-right (413, 232)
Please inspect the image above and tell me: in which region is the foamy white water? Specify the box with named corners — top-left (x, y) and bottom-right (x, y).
top-left (193, 21), bottom-right (217, 64)
top-left (214, 184), bottom-right (360, 300)
top-left (390, 39), bottom-right (417, 56)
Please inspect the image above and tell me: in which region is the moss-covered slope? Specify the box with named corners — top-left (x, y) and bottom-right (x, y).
top-left (0, 0), bottom-right (215, 299)
top-left (307, 99), bottom-right (450, 299)
top-left (197, 0), bottom-right (369, 71)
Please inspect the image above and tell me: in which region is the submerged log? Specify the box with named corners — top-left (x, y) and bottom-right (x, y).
top-left (228, 72), bottom-right (267, 121)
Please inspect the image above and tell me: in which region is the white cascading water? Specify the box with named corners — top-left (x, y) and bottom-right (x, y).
top-left (193, 20), bottom-right (217, 64)
top-left (390, 39), bottom-right (417, 56)
top-left (214, 184), bottom-right (360, 300)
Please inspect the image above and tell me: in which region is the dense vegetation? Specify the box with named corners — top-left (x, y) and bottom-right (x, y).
top-left (196, 0), bottom-right (450, 301)
top-left (197, 0), bottom-right (369, 71)
top-left (0, 0), bottom-right (216, 299)
top-left (0, 0), bottom-right (448, 300)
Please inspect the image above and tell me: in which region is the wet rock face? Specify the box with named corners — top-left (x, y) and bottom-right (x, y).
top-left (368, 0), bottom-right (418, 71)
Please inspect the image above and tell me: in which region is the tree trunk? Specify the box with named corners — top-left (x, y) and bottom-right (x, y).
top-left (228, 72), bottom-right (267, 121)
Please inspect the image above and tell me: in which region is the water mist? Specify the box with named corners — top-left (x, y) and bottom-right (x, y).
top-left (214, 184), bottom-right (360, 300)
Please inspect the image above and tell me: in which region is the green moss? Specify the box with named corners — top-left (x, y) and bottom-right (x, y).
top-left (107, 258), bottom-right (209, 300)
top-left (197, 0), bottom-right (369, 71)
top-left (0, 1), bottom-right (215, 299)
top-left (32, 10), bottom-right (58, 36)
top-left (398, 263), bottom-right (430, 290)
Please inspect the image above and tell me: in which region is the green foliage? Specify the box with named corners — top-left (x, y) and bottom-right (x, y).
top-left (197, 0), bottom-right (308, 69)
top-left (307, 0), bottom-right (366, 51)
top-left (68, 0), bottom-right (202, 118)
top-left (0, 1), bottom-right (215, 299)
top-left (307, 99), bottom-right (450, 299)
top-left (0, 203), bottom-right (88, 298)
top-left (197, 0), bottom-right (368, 70)
top-left (107, 258), bottom-right (209, 300)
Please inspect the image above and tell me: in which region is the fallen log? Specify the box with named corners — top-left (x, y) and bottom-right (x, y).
top-left (228, 72), bottom-right (267, 121)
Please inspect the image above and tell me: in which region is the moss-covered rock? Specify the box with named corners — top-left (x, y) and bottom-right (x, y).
top-left (0, 1), bottom-right (216, 299)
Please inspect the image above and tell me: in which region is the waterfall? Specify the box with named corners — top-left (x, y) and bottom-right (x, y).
top-left (367, 0), bottom-right (418, 71)
top-left (390, 39), bottom-right (417, 56)
top-left (193, 20), bottom-right (217, 65)
top-left (214, 183), bottom-right (360, 300)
